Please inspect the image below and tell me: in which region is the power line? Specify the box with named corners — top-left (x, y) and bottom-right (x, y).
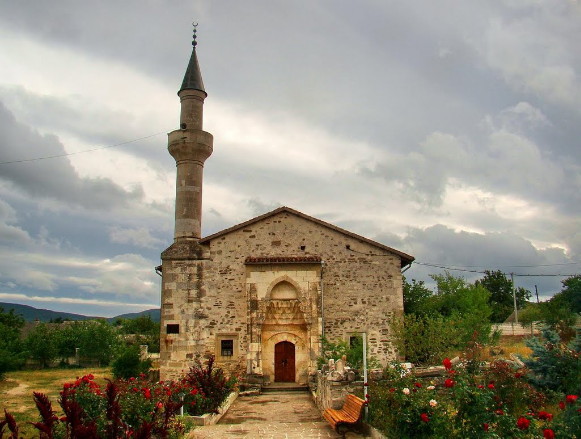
top-left (347, 246), bottom-right (580, 277)
top-left (0, 131), bottom-right (168, 165)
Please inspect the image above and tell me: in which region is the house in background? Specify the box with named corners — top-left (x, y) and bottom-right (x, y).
top-left (158, 30), bottom-right (414, 383)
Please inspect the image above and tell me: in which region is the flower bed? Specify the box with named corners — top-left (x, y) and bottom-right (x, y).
top-left (0, 356), bottom-right (236, 438)
top-left (368, 358), bottom-right (580, 438)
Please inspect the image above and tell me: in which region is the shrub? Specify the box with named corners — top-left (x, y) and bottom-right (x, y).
top-left (369, 352), bottom-right (581, 439)
top-left (523, 327), bottom-right (581, 394)
top-left (112, 345), bottom-right (152, 379)
top-left (181, 355), bottom-right (236, 416)
top-left (317, 336), bottom-right (380, 370)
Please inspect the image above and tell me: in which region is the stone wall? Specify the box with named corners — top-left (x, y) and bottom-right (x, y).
top-left (313, 370), bottom-right (364, 411)
top-left (159, 209), bottom-right (406, 380)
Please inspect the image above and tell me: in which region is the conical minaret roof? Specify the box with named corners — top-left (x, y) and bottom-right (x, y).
top-left (179, 25), bottom-right (206, 96)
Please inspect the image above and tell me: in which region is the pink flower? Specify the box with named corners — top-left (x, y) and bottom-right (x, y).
top-left (402, 388), bottom-right (410, 395)
top-left (444, 379), bottom-right (455, 388)
top-left (443, 358), bottom-right (452, 370)
top-left (429, 399), bottom-right (437, 407)
top-left (420, 413), bottom-right (429, 423)
top-left (516, 417), bottom-right (530, 430)
top-left (543, 429), bottom-right (555, 439)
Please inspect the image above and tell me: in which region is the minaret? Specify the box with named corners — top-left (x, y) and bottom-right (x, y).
top-left (167, 24), bottom-right (213, 242)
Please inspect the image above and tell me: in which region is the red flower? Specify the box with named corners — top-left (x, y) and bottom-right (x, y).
top-left (483, 423), bottom-right (489, 431)
top-left (156, 402), bottom-right (163, 409)
top-left (477, 385), bottom-right (484, 389)
top-left (543, 429), bottom-right (555, 439)
top-left (514, 372), bottom-right (523, 378)
top-left (537, 411), bottom-right (553, 421)
top-left (143, 388), bottom-right (151, 399)
top-left (414, 382), bottom-right (422, 388)
top-left (487, 383), bottom-right (495, 389)
top-left (443, 358), bottom-right (452, 370)
top-left (444, 378), bottom-right (455, 388)
top-left (495, 409), bottom-right (504, 415)
top-left (516, 417), bottom-right (530, 430)
top-left (559, 401), bottom-right (566, 410)
top-left (566, 394), bottom-right (578, 404)
top-left (420, 413), bottom-right (429, 423)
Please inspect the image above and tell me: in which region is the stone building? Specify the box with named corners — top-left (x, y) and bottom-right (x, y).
top-left (159, 31), bottom-right (414, 383)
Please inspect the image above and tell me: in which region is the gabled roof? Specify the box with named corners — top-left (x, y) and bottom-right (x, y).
top-left (199, 206), bottom-right (414, 268)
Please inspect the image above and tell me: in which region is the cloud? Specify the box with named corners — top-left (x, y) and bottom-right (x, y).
top-left (0, 102), bottom-right (145, 210)
top-left (109, 226), bottom-right (163, 249)
top-left (479, 2), bottom-right (581, 108)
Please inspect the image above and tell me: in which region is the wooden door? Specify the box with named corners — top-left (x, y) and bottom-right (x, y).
top-left (274, 341), bottom-right (295, 382)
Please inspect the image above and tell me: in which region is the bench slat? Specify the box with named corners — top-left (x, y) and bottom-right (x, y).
top-left (322, 394), bottom-right (366, 434)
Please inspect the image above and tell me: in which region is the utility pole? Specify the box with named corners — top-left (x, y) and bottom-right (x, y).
top-left (535, 285), bottom-right (539, 303)
top-left (511, 272), bottom-right (518, 324)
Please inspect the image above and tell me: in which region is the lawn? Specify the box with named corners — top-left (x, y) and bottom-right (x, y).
top-left (0, 367), bottom-right (111, 437)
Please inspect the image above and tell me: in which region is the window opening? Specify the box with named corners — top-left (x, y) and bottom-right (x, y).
top-left (166, 324), bottom-right (179, 334)
top-left (221, 339), bottom-right (234, 357)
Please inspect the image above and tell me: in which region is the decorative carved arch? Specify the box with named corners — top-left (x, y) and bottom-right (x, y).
top-left (265, 275), bottom-right (303, 300)
top-left (266, 331), bottom-right (305, 349)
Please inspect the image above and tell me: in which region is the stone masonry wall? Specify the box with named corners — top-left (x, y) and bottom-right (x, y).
top-left (160, 210), bottom-right (404, 380)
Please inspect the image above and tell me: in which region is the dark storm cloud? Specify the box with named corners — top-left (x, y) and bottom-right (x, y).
top-left (0, 101), bottom-right (144, 210)
top-left (398, 224), bottom-right (576, 298)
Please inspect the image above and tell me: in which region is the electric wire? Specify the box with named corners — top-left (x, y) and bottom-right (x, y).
top-left (0, 131), bottom-right (168, 165)
top-left (347, 247), bottom-right (580, 277)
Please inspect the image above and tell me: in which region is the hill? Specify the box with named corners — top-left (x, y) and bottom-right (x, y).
top-left (0, 302), bottom-right (160, 323)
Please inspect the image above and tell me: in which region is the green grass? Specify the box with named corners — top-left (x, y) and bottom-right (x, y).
top-left (0, 367), bottom-right (111, 437)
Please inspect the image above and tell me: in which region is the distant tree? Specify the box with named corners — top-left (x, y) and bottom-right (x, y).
top-left (551, 275), bottom-right (581, 314)
top-left (475, 270), bottom-right (531, 322)
top-left (402, 277), bottom-right (432, 315)
top-left (430, 272), bottom-right (492, 344)
top-left (392, 273), bottom-right (495, 365)
top-left (118, 315), bottom-right (160, 353)
top-left (77, 320), bottom-right (120, 366)
top-left (25, 323), bottom-right (58, 368)
top-left (0, 307), bottom-right (26, 378)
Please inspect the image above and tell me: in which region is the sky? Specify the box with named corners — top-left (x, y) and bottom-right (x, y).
top-left (0, 0), bottom-right (579, 317)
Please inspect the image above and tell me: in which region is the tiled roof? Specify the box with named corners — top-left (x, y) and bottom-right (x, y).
top-left (245, 256), bottom-right (323, 265)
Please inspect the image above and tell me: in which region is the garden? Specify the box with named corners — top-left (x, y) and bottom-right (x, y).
top-left (0, 356), bottom-right (236, 439)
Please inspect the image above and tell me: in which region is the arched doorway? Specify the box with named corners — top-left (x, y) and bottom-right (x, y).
top-left (274, 341), bottom-right (295, 382)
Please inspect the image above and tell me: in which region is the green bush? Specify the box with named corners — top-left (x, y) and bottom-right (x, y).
top-left (112, 345), bottom-right (152, 379)
top-left (523, 327), bottom-right (581, 394)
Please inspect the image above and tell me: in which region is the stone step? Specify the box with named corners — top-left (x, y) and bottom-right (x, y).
top-left (262, 383), bottom-right (309, 393)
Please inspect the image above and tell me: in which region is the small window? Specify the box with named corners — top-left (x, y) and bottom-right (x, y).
top-left (166, 324), bottom-right (179, 334)
top-left (221, 339), bottom-right (234, 357)
top-left (349, 335), bottom-right (362, 348)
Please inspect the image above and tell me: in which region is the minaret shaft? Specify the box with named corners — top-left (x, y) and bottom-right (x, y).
top-left (168, 89), bottom-right (213, 241)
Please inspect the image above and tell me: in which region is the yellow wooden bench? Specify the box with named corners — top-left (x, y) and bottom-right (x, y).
top-left (322, 394), bottom-right (366, 437)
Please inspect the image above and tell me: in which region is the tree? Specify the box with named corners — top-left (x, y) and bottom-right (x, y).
top-left (25, 323), bottom-right (58, 368)
top-left (118, 315), bottom-right (160, 353)
top-left (402, 277), bottom-right (432, 315)
top-left (551, 275), bottom-right (581, 314)
top-left (0, 307), bottom-right (26, 378)
top-left (475, 270), bottom-right (531, 322)
top-left (391, 273), bottom-right (495, 365)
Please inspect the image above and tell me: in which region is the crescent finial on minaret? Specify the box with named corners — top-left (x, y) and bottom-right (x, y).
top-left (192, 22), bottom-right (198, 47)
